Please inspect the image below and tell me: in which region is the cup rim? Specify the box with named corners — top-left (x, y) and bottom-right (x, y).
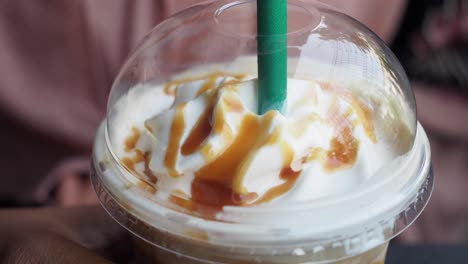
top-left (92, 121), bottom-right (433, 261)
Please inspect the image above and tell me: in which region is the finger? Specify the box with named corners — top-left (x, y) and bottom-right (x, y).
top-left (56, 174), bottom-right (82, 207)
top-left (4, 231), bottom-right (113, 264)
top-left (52, 206), bottom-right (132, 262)
top-left (0, 206), bottom-right (131, 263)
top-left (82, 186), bottom-right (100, 206)
top-left (56, 175), bottom-right (98, 207)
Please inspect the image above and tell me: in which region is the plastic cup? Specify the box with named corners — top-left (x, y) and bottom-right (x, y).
top-left (91, 1), bottom-right (433, 263)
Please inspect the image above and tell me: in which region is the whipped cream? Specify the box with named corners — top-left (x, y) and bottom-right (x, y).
top-left (112, 67), bottom-right (411, 214)
top-left (94, 56), bottom-right (432, 262)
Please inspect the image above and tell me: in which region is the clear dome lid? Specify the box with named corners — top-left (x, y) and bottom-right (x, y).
top-left (94, 0), bottom-right (434, 262)
top-left (105, 0), bottom-right (417, 217)
top-left (107, 0), bottom-right (416, 202)
top-left (107, 0), bottom-right (416, 156)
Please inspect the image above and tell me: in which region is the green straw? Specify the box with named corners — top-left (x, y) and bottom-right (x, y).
top-left (257, 0), bottom-right (288, 114)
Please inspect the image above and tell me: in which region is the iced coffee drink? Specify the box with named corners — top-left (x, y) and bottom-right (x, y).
top-left (91, 1), bottom-right (433, 263)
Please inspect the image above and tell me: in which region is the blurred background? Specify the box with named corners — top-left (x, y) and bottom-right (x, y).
top-left (0, 0), bottom-right (467, 246)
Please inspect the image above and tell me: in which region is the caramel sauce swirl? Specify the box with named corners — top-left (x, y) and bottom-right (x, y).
top-left (164, 103), bottom-right (187, 177)
top-left (124, 127), bottom-right (140, 152)
top-left (163, 72), bottom-right (246, 96)
top-left (121, 128), bottom-right (157, 193)
top-left (120, 74), bottom-right (382, 220)
top-left (181, 105), bottom-right (213, 156)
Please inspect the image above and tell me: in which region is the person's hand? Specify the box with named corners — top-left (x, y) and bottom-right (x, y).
top-left (0, 206), bottom-right (130, 264)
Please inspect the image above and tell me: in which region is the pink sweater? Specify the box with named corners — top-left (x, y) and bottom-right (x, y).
top-left (0, 0), bottom-right (202, 203)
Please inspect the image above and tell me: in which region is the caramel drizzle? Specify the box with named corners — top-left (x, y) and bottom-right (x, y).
top-left (121, 157), bottom-right (157, 194)
top-left (169, 72), bottom-right (245, 161)
top-left (196, 74), bottom-right (220, 96)
top-left (221, 93), bottom-right (245, 113)
top-left (169, 185), bottom-right (224, 221)
top-left (121, 149), bottom-right (145, 171)
top-left (164, 103), bottom-right (187, 177)
top-left (121, 128), bottom-right (157, 193)
top-left (252, 170), bottom-right (301, 205)
top-left (199, 96), bottom-right (234, 161)
top-left (321, 97), bottom-right (361, 172)
top-left (181, 104), bottom-right (214, 156)
top-left (252, 141), bottom-right (301, 205)
top-left (182, 93), bottom-right (244, 160)
top-left (124, 127), bottom-right (140, 152)
top-left (163, 72), bottom-right (246, 96)
top-left (284, 101), bottom-right (361, 173)
top-left (193, 110), bottom-right (300, 205)
top-left (350, 97), bottom-right (377, 143)
top-left (119, 76), bottom-right (378, 220)
top-left (324, 127), bottom-right (360, 172)
top-left (321, 82), bottom-right (376, 142)
top-left (194, 113), bottom-right (263, 190)
top-left (143, 152), bottom-right (158, 184)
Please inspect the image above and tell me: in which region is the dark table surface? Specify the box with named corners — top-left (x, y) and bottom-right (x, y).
top-left (387, 244), bottom-right (468, 264)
